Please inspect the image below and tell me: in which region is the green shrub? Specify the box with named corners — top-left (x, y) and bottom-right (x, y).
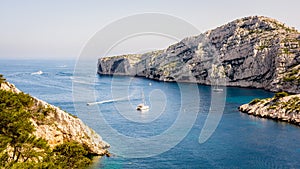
top-left (0, 89), bottom-right (95, 168)
top-left (249, 98), bottom-right (261, 105)
top-left (51, 141), bottom-right (93, 169)
top-left (274, 92), bottom-right (289, 99)
top-left (0, 90), bottom-right (49, 168)
top-left (283, 67), bottom-right (299, 83)
top-left (283, 48), bottom-right (291, 54)
top-left (283, 76), bottom-right (296, 82)
top-left (258, 45), bottom-right (268, 50)
top-left (267, 105), bottom-right (277, 110)
top-left (0, 74), bottom-right (6, 84)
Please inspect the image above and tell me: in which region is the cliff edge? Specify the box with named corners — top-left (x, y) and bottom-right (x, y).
top-left (98, 16), bottom-right (300, 93)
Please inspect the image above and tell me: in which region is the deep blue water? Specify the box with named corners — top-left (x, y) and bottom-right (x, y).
top-left (1, 59), bottom-right (300, 169)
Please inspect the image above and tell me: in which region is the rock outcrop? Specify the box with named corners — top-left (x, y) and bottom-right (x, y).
top-left (239, 94), bottom-right (300, 126)
top-left (0, 81), bottom-right (109, 155)
top-left (98, 16), bottom-right (300, 93)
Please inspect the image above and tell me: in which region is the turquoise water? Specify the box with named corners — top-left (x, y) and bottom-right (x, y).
top-left (1, 60), bottom-right (300, 169)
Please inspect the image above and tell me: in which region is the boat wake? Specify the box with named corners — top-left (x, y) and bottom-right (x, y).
top-left (87, 96), bottom-right (140, 106)
top-left (87, 90), bottom-right (140, 106)
top-left (57, 65), bottom-right (67, 68)
top-left (87, 97), bottom-right (127, 106)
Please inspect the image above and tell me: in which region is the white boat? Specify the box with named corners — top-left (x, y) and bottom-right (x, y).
top-left (136, 91), bottom-right (149, 111)
top-left (31, 70), bottom-right (43, 75)
top-left (136, 103), bottom-right (149, 111)
top-left (212, 79), bottom-right (223, 92)
top-left (212, 88), bottom-right (223, 92)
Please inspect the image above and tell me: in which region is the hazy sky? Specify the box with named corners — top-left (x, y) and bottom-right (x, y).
top-left (1, 0), bottom-right (299, 59)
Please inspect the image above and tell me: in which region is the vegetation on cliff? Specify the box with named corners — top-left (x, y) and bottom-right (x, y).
top-left (0, 89), bottom-right (94, 168)
top-left (282, 66), bottom-right (300, 85)
top-left (239, 92), bottom-right (300, 126)
top-left (0, 74), bottom-right (108, 168)
top-left (0, 74), bottom-right (6, 87)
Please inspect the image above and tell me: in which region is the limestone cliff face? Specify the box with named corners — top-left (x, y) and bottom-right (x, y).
top-left (0, 82), bottom-right (109, 155)
top-left (98, 16), bottom-right (300, 93)
top-left (239, 94), bottom-right (300, 126)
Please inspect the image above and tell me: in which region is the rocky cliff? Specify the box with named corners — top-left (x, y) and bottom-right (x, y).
top-left (98, 16), bottom-right (300, 93)
top-left (0, 81), bottom-right (109, 155)
top-left (239, 93), bottom-right (300, 126)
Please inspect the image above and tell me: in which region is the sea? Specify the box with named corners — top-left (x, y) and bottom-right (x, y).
top-left (0, 59), bottom-right (300, 169)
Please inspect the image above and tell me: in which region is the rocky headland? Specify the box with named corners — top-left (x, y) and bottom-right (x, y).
top-left (239, 93), bottom-right (300, 126)
top-left (98, 16), bottom-right (300, 125)
top-left (98, 16), bottom-right (300, 93)
top-left (0, 81), bottom-right (109, 155)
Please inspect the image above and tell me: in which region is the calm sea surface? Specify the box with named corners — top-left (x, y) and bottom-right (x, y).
top-left (0, 60), bottom-right (299, 169)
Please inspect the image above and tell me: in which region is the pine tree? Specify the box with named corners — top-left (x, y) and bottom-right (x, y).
top-left (0, 74), bottom-right (6, 87)
top-left (0, 89), bottom-right (95, 168)
top-left (52, 141), bottom-right (92, 169)
top-left (0, 90), bottom-right (49, 168)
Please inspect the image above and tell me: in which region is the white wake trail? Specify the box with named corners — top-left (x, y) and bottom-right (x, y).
top-left (87, 89), bottom-right (140, 106)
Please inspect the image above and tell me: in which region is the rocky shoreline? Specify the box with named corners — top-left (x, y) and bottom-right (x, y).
top-left (0, 81), bottom-right (110, 156)
top-left (239, 93), bottom-right (300, 126)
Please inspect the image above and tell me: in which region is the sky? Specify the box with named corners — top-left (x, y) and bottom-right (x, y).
top-left (0, 0), bottom-right (300, 60)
